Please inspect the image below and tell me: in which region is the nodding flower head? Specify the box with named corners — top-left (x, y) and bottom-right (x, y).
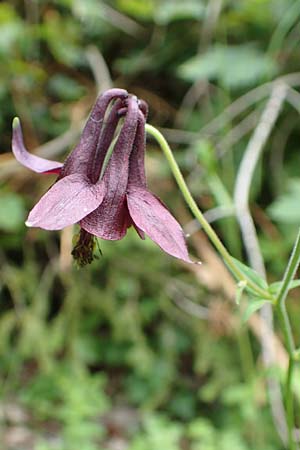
top-left (12, 88), bottom-right (192, 265)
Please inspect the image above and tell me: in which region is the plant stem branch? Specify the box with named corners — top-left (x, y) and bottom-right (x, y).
top-left (275, 227), bottom-right (300, 356)
top-left (276, 228), bottom-right (300, 311)
top-left (286, 358), bottom-right (296, 450)
top-left (275, 229), bottom-right (300, 449)
top-left (145, 123), bottom-right (271, 300)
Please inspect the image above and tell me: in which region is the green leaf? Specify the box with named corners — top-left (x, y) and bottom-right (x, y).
top-left (116, 0), bottom-right (154, 20)
top-left (178, 44), bottom-right (277, 89)
top-left (268, 179), bottom-right (300, 224)
top-left (48, 74), bottom-right (86, 101)
top-left (231, 257), bottom-right (269, 292)
top-left (269, 279), bottom-right (300, 295)
top-left (155, 0), bottom-right (205, 25)
top-left (0, 192), bottom-right (25, 231)
top-left (242, 298), bottom-right (270, 323)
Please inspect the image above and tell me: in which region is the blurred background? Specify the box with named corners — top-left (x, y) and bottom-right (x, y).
top-left (1, 0), bottom-right (300, 449)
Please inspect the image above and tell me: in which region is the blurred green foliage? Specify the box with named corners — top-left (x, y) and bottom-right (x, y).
top-left (1, 0), bottom-right (300, 449)
top-left (178, 44), bottom-right (278, 88)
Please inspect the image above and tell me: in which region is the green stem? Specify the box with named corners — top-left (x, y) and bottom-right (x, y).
top-left (294, 349), bottom-right (300, 361)
top-left (275, 228), bottom-right (300, 357)
top-left (145, 124), bottom-right (271, 299)
top-left (276, 305), bottom-right (295, 356)
top-left (237, 327), bottom-right (255, 382)
top-left (276, 228), bottom-right (300, 310)
top-left (274, 229), bottom-right (300, 449)
top-left (286, 357), bottom-right (296, 450)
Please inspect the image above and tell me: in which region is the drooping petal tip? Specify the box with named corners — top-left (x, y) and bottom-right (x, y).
top-left (127, 187), bottom-right (193, 263)
top-left (12, 116), bottom-right (20, 129)
top-left (12, 118), bottom-right (63, 174)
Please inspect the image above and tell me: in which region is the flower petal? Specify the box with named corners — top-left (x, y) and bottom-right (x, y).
top-left (127, 110), bottom-right (147, 188)
top-left (127, 187), bottom-right (192, 263)
top-left (138, 99), bottom-right (148, 119)
top-left (61, 89), bottom-right (128, 177)
top-left (12, 118), bottom-right (63, 174)
top-left (87, 98), bottom-right (123, 183)
top-left (81, 95), bottom-right (139, 240)
top-left (26, 173), bottom-right (106, 230)
top-left (80, 199), bottom-right (131, 240)
top-left (133, 223), bottom-right (145, 239)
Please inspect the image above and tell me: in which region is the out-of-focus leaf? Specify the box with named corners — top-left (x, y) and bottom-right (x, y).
top-left (115, 51), bottom-right (154, 75)
top-left (231, 257), bottom-right (269, 292)
top-left (268, 179), bottom-right (300, 224)
top-left (0, 4), bottom-right (22, 55)
top-left (0, 2), bottom-right (17, 22)
top-left (0, 192), bottom-right (26, 231)
top-left (8, 60), bottom-right (46, 91)
top-left (0, 23), bottom-right (22, 55)
top-left (242, 298), bottom-right (270, 322)
top-left (269, 279), bottom-right (300, 295)
top-left (72, 0), bottom-right (104, 17)
top-left (155, 0), bottom-right (205, 25)
top-left (225, 0), bottom-right (275, 30)
top-left (40, 14), bottom-right (83, 66)
top-left (188, 418), bottom-right (215, 446)
top-left (72, 0), bottom-right (107, 25)
top-left (194, 139), bottom-right (217, 173)
top-left (129, 414), bottom-right (183, 450)
top-left (48, 74), bottom-right (86, 101)
top-left (178, 45), bottom-right (277, 88)
top-left (72, 0), bottom-right (121, 35)
top-left (117, 0), bottom-right (154, 20)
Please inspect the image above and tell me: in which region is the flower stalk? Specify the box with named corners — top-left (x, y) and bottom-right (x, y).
top-left (145, 124), bottom-right (272, 299)
top-left (274, 228), bottom-right (300, 450)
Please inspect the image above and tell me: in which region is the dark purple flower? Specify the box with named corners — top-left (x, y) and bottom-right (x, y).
top-left (12, 88), bottom-right (191, 264)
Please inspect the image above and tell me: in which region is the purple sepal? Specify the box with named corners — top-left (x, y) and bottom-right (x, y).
top-left (26, 173), bottom-right (106, 230)
top-left (80, 95), bottom-right (139, 240)
top-left (60, 89), bottom-right (128, 178)
top-left (12, 118), bottom-right (63, 174)
top-left (127, 187), bottom-right (192, 263)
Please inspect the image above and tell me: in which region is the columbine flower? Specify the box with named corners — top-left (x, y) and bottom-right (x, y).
top-left (12, 88), bottom-right (191, 264)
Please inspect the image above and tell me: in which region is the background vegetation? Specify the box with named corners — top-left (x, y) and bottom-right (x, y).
top-left (1, 0), bottom-right (300, 449)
